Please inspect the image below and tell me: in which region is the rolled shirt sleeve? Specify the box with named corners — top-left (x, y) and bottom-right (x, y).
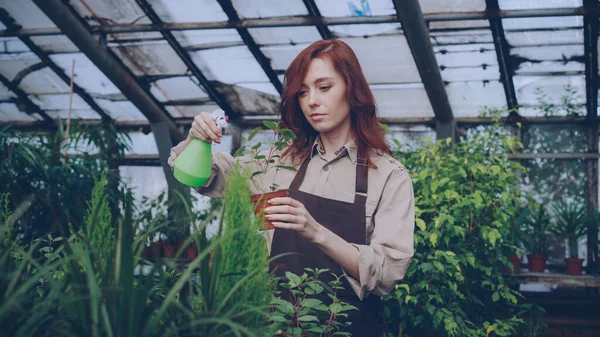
top-left (347, 168), bottom-right (415, 299)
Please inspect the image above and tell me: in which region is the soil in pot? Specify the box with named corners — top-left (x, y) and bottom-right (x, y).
top-left (250, 189), bottom-right (290, 230)
top-left (565, 258), bottom-right (585, 276)
top-left (527, 254), bottom-right (548, 273)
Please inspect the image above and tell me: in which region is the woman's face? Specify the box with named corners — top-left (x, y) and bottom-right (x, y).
top-left (298, 58), bottom-right (351, 136)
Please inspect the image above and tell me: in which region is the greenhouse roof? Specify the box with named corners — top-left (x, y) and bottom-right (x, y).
top-left (0, 0), bottom-right (596, 140)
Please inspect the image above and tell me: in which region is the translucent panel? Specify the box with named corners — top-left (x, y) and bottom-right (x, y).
top-left (231, 0), bottom-right (308, 18)
top-left (341, 36), bottom-right (422, 83)
top-left (49, 53), bottom-right (121, 95)
top-left (46, 109), bottom-right (100, 119)
top-left (29, 35), bottom-right (79, 54)
top-left (0, 56), bottom-right (41, 80)
top-left (329, 23), bottom-right (401, 38)
top-left (430, 20), bottom-right (489, 30)
top-left (261, 44), bottom-right (309, 72)
top-left (97, 100), bottom-right (147, 120)
top-left (430, 30), bottom-right (493, 46)
top-left (166, 105), bottom-right (220, 118)
top-left (124, 132), bottom-right (159, 155)
top-left (120, 166), bottom-right (168, 205)
top-left (440, 65), bottom-right (500, 82)
top-left (150, 76), bottom-right (209, 102)
top-left (0, 22), bottom-right (5, 30)
top-left (446, 81), bottom-right (507, 117)
top-left (249, 27), bottom-right (321, 45)
top-left (173, 29), bottom-right (242, 48)
top-left (419, 0), bottom-right (486, 13)
top-left (190, 46), bottom-right (270, 83)
top-left (148, 0), bottom-right (228, 22)
top-left (0, 37), bottom-right (29, 54)
top-left (112, 44), bottom-right (188, 76)
top-left (237, 82), bottom-right (279, 96)
top-left (435, 43), bottom-right (497, 67)
top-left (511, 45), bottom-right (583, 62)
top-left (514, 75), bottom-right (585, 115)
top-left (0, 103), bottom-right (39, 122)
top-left (0, 83), bottom-right (15, 100)
top-left (0, 0), bottom-right (57, 29)
top-left (522, 158), bottom-right (586, 207)
top-left (523, 125), bottom-right (587, 153)
top-left (315, 0), bottom-right (395, 16)
top-left (498, 0), bottom-right (582, 10)
top-left (515, 60), bottom-right (584, 74)
top-left (107, 32), bottom-right (164, 44)
top-left (386, 125), bottom-right (436, 151)
top-left (371, 84), bottom-right (434, 118)
top-left (30, 94), bottom-right (91, 111)
top-left (69, 0), bottom-right (151, 25)
top-left (503, 16), bottom-right (583, 30)
top-left (19, 67), bottom-right (70, 94)
top-left (505, 30), bottom-right (583, 46)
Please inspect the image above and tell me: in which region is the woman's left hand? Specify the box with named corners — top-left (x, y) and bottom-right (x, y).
top-left (265, 197), bottom-right (322, 243)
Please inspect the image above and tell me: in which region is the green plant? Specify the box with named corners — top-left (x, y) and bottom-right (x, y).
top-left (267, 269), bottom-right (357, 337)
top-left (235, 121), bottom-right (298, 192)
top-left (550, 201), bottom-right (588, 259)
top-left (521, 201), bottom-right (552, 255)
top-left (388, 113), bottom-right (533, 337)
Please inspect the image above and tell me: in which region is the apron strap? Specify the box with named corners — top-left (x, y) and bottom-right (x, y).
top-left (288, 146), bottom-right (369, 206)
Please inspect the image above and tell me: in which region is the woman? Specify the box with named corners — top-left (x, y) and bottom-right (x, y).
top-left (168, 39), bottom-right (414, 336)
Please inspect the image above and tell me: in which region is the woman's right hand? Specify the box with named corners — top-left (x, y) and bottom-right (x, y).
top-left (189, 111), bottom-right (224, 144)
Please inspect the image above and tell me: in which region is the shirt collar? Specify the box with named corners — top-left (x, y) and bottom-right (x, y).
top-left (311, 136), bottom-right (358, 164)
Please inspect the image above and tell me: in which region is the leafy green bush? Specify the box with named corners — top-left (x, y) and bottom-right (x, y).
top-left (388, 120), bottom-right (540, 336)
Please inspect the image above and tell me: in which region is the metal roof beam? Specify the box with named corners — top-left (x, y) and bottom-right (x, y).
top-left (302, 0), bottom-right (333, 39)
top-left (31, 0), bottom-right (184, 143)
top-left (216, 0), bottom-right (283, 95)
top-left (0, 8), bottom-right (112, 122)
top-left (2, 8), bottom-right (595, 37)
top-left (0, 72), bottom-right (53, 123)
top-left (133, 0), bottom-right (238, 117)
top-left (392, 0), bottom-right (455, 139)
top-left (486, 0), bottom-right (518, 112)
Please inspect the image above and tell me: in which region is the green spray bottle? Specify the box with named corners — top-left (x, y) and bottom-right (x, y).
top-left (173, 109), bottom-right (228, 187)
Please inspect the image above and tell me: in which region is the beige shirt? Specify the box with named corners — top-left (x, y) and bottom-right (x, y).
top-left (169, 137), bottom-right (415, 299)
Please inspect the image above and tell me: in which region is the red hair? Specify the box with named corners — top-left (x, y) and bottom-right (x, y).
top-left (280, 39), bottom-right (391, 166)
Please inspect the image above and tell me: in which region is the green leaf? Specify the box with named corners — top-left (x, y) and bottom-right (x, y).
top-left (329, 303), bottom-right (343, 314)
top-left (492, 292), bottom-right (500, 302)
top-left (286, 272), bottom-right (302, 288)
top-left (429, 232), bottom-right (439, 246)
top-left (416, 218), bottom-right (426, 231)
top-left (300, 298), bottom-right (322, 308)
top-left (298, 315), bottom-right (319, 322)
top-left (280, 129), bottom-right (297, 140)
top-left (263, 120), bottom-right (278, 130)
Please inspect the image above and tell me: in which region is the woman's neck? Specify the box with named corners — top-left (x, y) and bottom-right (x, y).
top-left (319, 128), bottom-right (354, 158)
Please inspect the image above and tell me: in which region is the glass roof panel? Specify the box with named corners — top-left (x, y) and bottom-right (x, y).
top-left (150, 76), bottom-right (209, 102)
top-left (498, 0), bottom-right (582, 10)
top-left (514, 75), bottom-right (585, 116)
top-left (340, 36), bottom-right (422, 83)
top-left (29, 94), bottom-right (91, 111)
top-left (29, 35), bottom-right (79, 54)
top-left (511, 45), bottom-right (583, 62)
top-left (430, 30), bottom-right (493, 46)
top-left (69, 0), bottom-right (151, 26)
top-left (231, 0), bottom-right (308, 18)
top-left (173, 29), bottom-right (242, 48)
top-left (440, 66), bottom-right (500, 82)
top-left (503, 16), bottom-right (583, 30)
top-left (515, 60), bottom-right (584, 74)
top-left (371, 84), bottom-right (434, 118)
top-left (0, 103), bottom-right (40, 122)
top-left (1, 0), bottom-right (57, 29)
top-left (315, 0), bottom-right (395, 17)
top-left (111, 43), bottom-right (189, 76)
top-left (125, 132), bottom-right (159, 155)
top-left (166, 105), bottom-right (220, 118)
top-left (419, 0), bottom-right (486, 13)
top-left (329, 23), bottom-right (402, 38)
top-left (249, 27), bottom-right (322, 45)
top-left (190, 46), bottom-right (270, 83)
top-left (97, 100), bottom-right (147, 120)
top-left (505, 29), bottom-right (583, 46)
top-left (261, 44), bottom-right (309, 73)
top-left (0, 83), bottom-right (15, 100)
top-left (19, 67), bottom-right (70, 94)
top-left (0, 37), bottom-right (29, 54)
top-left (107, 32), bottom-right (164, 45)
top-left (237, 82), bottom-right (279, 96)
top-left (447, 81), bottom-right (507, 117)
top-left (429, 20), bottom-right (489, 30)
top-left (46, 109), bottom-right (101, 119)
top-left (0, 57), bottom-right (42, 81)
top-left (49, 53), bottom-right (122, 95)
top-left (148, 0), bottom-right (228, 22)
top-left (435, 43), bottom-right (497, 68)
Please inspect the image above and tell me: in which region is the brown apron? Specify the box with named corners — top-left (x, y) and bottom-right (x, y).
top-left (269, 150), bottom-right (385, 337)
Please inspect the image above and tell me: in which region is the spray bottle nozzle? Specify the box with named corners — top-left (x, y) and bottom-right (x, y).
top-left (211, 109), bottom-right (228, 128)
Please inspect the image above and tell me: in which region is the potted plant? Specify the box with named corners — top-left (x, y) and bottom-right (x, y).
top-left (235, 121), bottom-right (297, 230)
top-left (550, 201), bottom-right (588, 275)
top-left (521, 201), bottom-right (552, 272)
top-left (505, 206), bottom-right (528, 274)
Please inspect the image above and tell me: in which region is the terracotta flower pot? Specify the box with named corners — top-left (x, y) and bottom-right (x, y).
top-left (250, 189), bottom-right (290, 230)
top-left (162, 243), bottom-right (176, 258)
top-left (187, 244), bottom-right (198, 260)
top-left (527, 254), bottom-right (548, 273)
top-left (565, 258), bottom-right (585, 276)
top-left (506, 255), bottom-right (522, 274)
